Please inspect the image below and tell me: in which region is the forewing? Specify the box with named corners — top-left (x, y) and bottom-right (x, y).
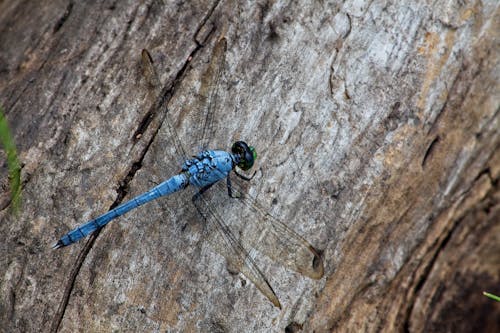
top-left (141, 49), bottom-right (188, 161)
top-left (192, 187), bottom-right (281, 308)
top-left (193, 37), bottom-right (227, 151)
top-left (143, 36), bottom-right (227, 160)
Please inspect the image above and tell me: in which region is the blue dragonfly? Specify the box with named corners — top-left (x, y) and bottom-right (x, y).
top-left (53, 37), bottom-right (324, 308)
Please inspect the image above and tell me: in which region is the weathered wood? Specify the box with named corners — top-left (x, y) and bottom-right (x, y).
top-left (1, 1), bottom-right (498, 332)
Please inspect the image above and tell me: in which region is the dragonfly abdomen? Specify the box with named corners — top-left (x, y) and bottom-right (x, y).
top-left (53, 173), bottom-right (188, 248)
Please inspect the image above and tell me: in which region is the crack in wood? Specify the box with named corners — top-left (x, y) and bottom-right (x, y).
top-left (421, 135), bottom-right (440, 168)
top-left (194, 0), bottom-right (221, 46)
top-left (50, 228), bottom-right (98, 333)
top-left (401, 212), bottom-right (460, 333)
top-left (52, 2), bottom-right (74, 34)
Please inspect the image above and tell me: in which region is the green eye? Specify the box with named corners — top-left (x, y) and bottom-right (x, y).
top-left (250, 146), bottom-right (257, 161)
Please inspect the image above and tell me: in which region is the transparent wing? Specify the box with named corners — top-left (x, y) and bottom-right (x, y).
top-left (141, 49), bottom-right (188, 161)
top-left (199, 176), bottom-right (324, 280)
top-left (192, 37), bottom-right (226, 151)
top-left (192, 189), bottom-right (281, 308)
top-left (142, 36), bottom-right (226, 158)
top-left (188, 38), bottom-right (285, 306)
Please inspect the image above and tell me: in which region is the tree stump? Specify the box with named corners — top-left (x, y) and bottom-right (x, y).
top-left (1, 1), bottom-right (498, 332)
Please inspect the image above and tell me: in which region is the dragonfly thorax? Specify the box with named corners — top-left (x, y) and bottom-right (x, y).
top-left (182, 150), bottom-right (236, 188)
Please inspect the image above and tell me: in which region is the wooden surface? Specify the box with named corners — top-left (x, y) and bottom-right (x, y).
top-left (1, 1), bottom-right (498, 332)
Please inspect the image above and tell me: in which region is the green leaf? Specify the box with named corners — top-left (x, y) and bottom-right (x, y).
top-left (0, 105), bottom-right (21, 213)
top-left (483, 291), bottom-right (500, 302)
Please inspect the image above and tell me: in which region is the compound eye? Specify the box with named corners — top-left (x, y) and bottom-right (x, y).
top-left (232, 141), bottom-right (257, 171)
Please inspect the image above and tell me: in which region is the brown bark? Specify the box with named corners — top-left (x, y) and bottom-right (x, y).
top-left (0, 1), bottom-right (498, 332)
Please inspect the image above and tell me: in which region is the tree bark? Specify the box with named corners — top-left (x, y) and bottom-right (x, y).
top-left (0, 1), bottom-right (498, 332)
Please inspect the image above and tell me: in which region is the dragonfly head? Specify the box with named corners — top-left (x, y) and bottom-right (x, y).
top-left (232, 141), bottom-right (257, 171)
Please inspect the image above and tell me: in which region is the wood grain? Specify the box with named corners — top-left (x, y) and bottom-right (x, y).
top-left (1, 1), bottom-right (498, 332)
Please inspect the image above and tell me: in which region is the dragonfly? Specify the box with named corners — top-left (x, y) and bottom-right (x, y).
top-left (53, 36), bottom-right (324, 308)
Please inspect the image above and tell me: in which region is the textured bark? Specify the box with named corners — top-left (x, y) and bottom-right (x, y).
top-left (0, 1), bottom-right (498, 332)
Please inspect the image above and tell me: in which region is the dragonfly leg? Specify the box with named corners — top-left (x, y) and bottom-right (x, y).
top-left (226, 175), bottom-right (243, 199)
top-left (148, 179), bottom-right (160, 186)
top-left (234, 169), bottom-right (256, 181)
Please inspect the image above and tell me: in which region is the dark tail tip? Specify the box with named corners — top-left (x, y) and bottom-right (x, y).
top-left (52, 240), bottom-right (64, 250)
